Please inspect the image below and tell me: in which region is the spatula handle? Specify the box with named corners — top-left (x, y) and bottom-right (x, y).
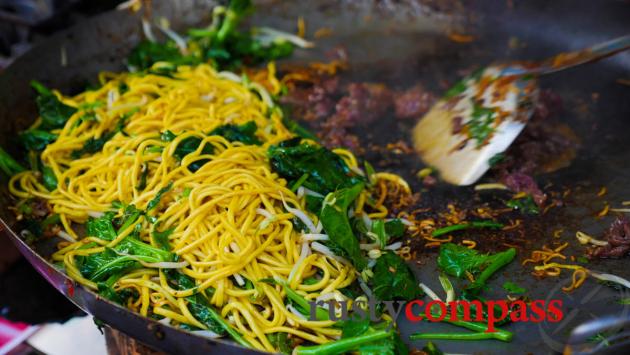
top-left (503, 34), bottom-right (630, 77)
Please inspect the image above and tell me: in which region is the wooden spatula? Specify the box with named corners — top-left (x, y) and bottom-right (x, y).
top-left (412, 35), bottom-right (630, 185)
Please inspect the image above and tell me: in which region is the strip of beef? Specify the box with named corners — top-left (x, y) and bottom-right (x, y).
top-left (501, 172), bottom-right (547, 206)
top-left (334, 83), bottom-right (393, 125)
top-left (393, 84), bottom-right (436, 119)
top-left (589, 218), bottom-right (630, 258)
top-left (319, 82), bottom-right (393, 149)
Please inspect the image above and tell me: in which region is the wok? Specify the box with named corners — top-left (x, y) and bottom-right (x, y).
top-left (1, 0), bottom-right (629, 353)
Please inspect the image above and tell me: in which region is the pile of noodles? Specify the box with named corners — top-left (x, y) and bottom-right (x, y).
top-left (7, 63), bottom-right (400, 351)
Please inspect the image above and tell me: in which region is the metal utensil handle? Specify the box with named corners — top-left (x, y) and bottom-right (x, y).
top-left (502, 34), bottom-right (630, 77)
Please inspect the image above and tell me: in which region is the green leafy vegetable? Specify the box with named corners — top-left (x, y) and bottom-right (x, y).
top-left (97, 273), bottom-right (138, 305)
top-left (78, 237), bottom-right (174, 282)
top-left (136, 164), bottom-right (149, 190)
top-left (320, 183), bottom-right (367, 270)
top-left (31, 80), bottom-right (77, 130)
top-left (444, 80), bottom-right (467, 99)
top-left (268, 333), bottom-right (293, 354)
top-left (618, 298), bottom-right (630, 305)
top-left (369, 218), bottom-right (407, 248)
top-left (488, 153), bottom-right (505, 167)
top-left (268, 139), bottom-right (363, 195)
top-left (164, 269), bottom-right (251, 347)
top-left (161, 130), bottom-right (176, 142)
top-left (209, 121), bottom-right (261, 145)
top-left (147, 182), bottom-right (173, 211)
top-left (281, 115), bottom-right (317, 141)
top-left (19, 129), bottom-right (57, 151)
top-left (86, 212), bottom-right (117, 241)
top-left (152, 227), bottom-right (174, 251)
top-left (432, 220), bottom-right (503, 237)
top-left (0, 146), bottom-right (26, 176)
top-left (384, 219), bottom-right (405, 238)
top-left (71, 113), bottom-right (131, 158)
top-left (41, 165), bottom-right (57, 191)
top-left (421, 342), bottom-right (444, 355)
top-left (467, 103), bottom-right (496, 147)
top-left (411, 332), bottom-right (505, 340)
top-left (294, 329), bottom-right (399, 355)
top-left (128, 0), bottom-right (299, 72)
top-left (342, 317), bottom-right (371, 339)
top-left (506, 195), bottom-right (539, 214)
top-left (128, 41), bottom-right (199, 72)
top-left (173, 136), bottom-right (214, 172)
top-left (437, 243), bottom-right (516, 294)
top-left (502, 281), bottom-right (526, 294)
top-left (372, 251), bottom-right (421, 301)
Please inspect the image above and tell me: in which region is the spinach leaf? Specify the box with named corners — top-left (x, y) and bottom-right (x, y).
top-left (71, 113), bottom-right (130, 158)
top-left (371, 251), bottom-right (421, 301)
top-left (320, 183), bottom-right (366, 270)
top-left (173, 136), bottom-right (214, 172)
top-left (0, 146), bottom-right (25, 176)
top-left (164, 269), bottom-right (251, 347)
top-left (467, 103), bottom-right (496, 147)
top-left (422, 341), bottom-right (444, 355)
top-left (71, 135), bottom-right (111, 158)
top-left (114, 204), bottom-right (143, 232)
top-left (268, 333), bottom-right (293, 354)
top-left (97, 273), bottom-right (138, 305)
top-left (360, 218), bottom-right (405, 249)
top-left (31, 80), bottom-right (77, 130)
top-left (268, 139), bottom-right (363, 195)
top-left (502, 281), bottom-right (526, 294)
top-left (295, 329), bottom-right (405, 355)
top-left (438, 243), bottom-right (516, 294)
top-left (147, 182), bottom-right (173, 211)
top-left (209, 121), bottom-right (260, 145)
top-left (371, 220), bottom-right (388, 249)
top-left (342, 317), bottom-right (370, 339)
top-left (127, 41), bottom-right (199, 72)
top-left (384, 219), bottom-right (405, 238)
top-left (79, 237), bottom-right (174, 282)
top-left (281, 115), bottom-right (317, 141)
top-left (136, 164), bottom-right (149, 190)
top-left (86, 212), bottom-right (117, 241)
top-left (128, 0), bottom-right (296, 72)
top-left (152, 227), bottom-right (174, 251)
top-left (506, 195), bottom-right (539, 214)
top-left (19, 129), bottom-right (57, 151)
top-left (304, 195), bottom-right (323, 214)
top-left (161, 130), bottom-right (176, 142)
top-left (41, 165), bottom-right (57, 191)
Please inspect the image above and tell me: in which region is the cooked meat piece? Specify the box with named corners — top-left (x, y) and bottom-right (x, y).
top-left (491, 88), bottom-right (577, 179)
top-left (502, 172), bottom-right (546, 206)
top-left (393, 85), bottom-right (436, 119)
top-left (335, 83), bottom-right (393, 125)
top-left (589, 218), bottom-right (630, 258)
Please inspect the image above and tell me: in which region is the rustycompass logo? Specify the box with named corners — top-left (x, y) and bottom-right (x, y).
top-left (308, 298), bottom-right (564, 332)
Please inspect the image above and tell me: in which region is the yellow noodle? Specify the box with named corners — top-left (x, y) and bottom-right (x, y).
top-left (10, 63), bottom-right (404, 352)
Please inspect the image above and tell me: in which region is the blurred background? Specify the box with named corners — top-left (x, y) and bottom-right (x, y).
top-left (0, 0), bottom-right (124, 69)
top-left (1, 2), bottom-right (124, 354)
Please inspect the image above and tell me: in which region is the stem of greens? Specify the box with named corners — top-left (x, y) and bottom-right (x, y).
top-left (410, 332), bottom-right (502, 341)
top-left (439, 318), bottom-right (513, 342)
top-left (470, 248), bottom-right (516, 291)
top-left (294, 330), bottom-right (391, 355)
top-left (432, 221), bottom-right (503, 237)
top-left (283, 283), bottom-right (328, 321)
top-left (438, 273), bottom-right (455, 303)
top-left (0, 146), bottom-right (26, 176)
top-left (290, 173), bottom-right (309, 192)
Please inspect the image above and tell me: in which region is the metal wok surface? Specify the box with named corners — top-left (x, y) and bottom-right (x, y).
top-left (1, 0), bottom-right (629, 353)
